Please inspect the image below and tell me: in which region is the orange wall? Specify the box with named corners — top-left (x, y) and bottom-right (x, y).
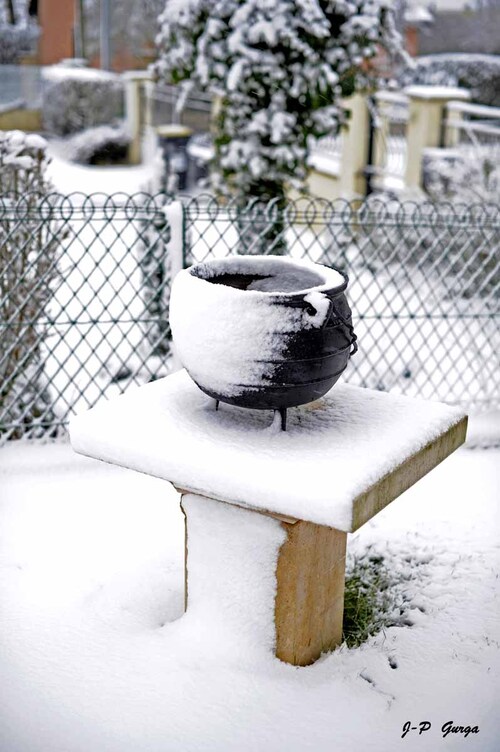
top-left (405, 27), bottom-right (419, 58)
top-left (89, 49), bottom-right (155, 73)
top-left (38, 0), bottom-right (75, 65)
top-left (37, 0), bottom-right (154, 72)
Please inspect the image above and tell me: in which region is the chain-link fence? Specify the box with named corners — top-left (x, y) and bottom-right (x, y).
top-left (1, 193), bottom-right (178, 441)
top-left (1, 192), bottom-right (499, 443)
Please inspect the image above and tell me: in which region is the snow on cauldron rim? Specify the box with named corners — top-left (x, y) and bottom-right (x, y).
top-left (169, 255), bottom-right (356, 421)
top-left (187, 255), bottom-right (346, 296)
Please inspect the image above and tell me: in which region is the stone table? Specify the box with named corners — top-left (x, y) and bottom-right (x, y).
top-left (70, 370), bottom-right (467, 666)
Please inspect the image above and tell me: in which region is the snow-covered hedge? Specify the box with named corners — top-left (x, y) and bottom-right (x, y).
top-left (0, 23), bottom-right (38, 64)
top-left (400, 54), bottom-right (500, 107)
top-left (423, 148), bottom-right (500, 205)
top-left (57, 124), bottom-right (130, 165)
top-left (0, 131), bottom-right (60, 439)
top-left (362, 194), bottom-right (499, 300)
top-left (42, 65), bottom-right (124, 136)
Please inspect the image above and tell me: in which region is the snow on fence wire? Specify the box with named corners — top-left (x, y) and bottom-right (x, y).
top-left (0, 192), bottom-right (499, 443)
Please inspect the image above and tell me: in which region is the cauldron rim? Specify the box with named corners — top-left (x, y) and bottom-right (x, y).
top-left (187, 255), bottom-right (349, 299)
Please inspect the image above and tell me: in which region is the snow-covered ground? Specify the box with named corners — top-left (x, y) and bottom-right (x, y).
top-left (0, 435), bottom-right (499, 752)
top-left (2, 152), bottom-right (499, 751)
top-left (46, 150), bottom-right (161, 197)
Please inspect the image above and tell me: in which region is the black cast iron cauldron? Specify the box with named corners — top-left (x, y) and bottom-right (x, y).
top-left (169, 255), bottom-right (357, 429)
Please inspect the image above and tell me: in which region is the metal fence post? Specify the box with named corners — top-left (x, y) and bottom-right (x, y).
top-left (123, 70), bottom-right (153, 165)
top-left (163, 200), bottom-right (186, 371)
top-left (163, 200), bottom-right (186, 277)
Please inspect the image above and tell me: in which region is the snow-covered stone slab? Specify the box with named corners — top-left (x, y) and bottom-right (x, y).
top-left (70, 369), bottom-right (467, 533)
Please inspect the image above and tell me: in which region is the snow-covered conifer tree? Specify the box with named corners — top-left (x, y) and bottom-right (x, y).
top-left (154, 0), bottom-right (403, 239)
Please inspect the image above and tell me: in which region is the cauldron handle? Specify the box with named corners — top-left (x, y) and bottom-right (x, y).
top-left (336, 310), bottom-right (358, 356)
top-left (314, 299), bottom-right (359, 356)
top-left (326, 301), bottom-right (358, 356)
top-left (279, 297), bottom-right (358, 355)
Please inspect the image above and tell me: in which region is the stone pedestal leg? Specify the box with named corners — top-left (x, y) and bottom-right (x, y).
top-left (276, 518), bottom-right (347, 666)
top-left (180, 493), bottom-right (347, 667)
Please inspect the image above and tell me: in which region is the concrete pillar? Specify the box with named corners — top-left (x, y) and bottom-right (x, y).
top-left (443, 102), bottom-right (467, 148)
top-left (372, 94), bottom-right (391, 178)
top-left (404, 85), bottom-right (470, 190)
top-left (339, 94), bottom-right (371, 199)
top-left (123, 70), bottom-right (153, 165)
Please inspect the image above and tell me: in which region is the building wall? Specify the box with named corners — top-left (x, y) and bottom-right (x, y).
top-left (38, 0), bottom-right (75, 65)
top-left (35, 0), bottom-right (153, 72)
top-left (405, 26), bottom-right (419, 57)
top-left (419, 7), bottom-right (500, 54)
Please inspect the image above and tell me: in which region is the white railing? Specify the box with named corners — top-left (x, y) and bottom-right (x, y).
top-left (444, 100), bottom-right (500, 162)
top-left (374, 90), bottom-right (409, 114)
top-left (151, 84), bottom-right (212, 128)
top-left (446, 101), bottom-right (500, 121)
top-left (153, 84), bottom-right (212, 112)
top-left (371, 90), bottom-right (409, 191)
top-left (308, 133), bottom-right (343, 177)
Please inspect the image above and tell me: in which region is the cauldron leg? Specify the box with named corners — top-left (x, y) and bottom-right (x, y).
top-left (279, 407), bottom-right (287, 432)
top-left (215, 400), bottom-right (220, 411)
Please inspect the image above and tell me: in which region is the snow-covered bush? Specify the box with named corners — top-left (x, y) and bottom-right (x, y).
top-left (0, 131), bottom-right (61, 440)
top-left (57, 124), bottom-right (131, 165)
top-left (423, 149), bottom-right (500, 204)
top-left (420, 153), bottom-right (500, 299)
top-left (359, 195), bottom-right (499, 301)
top-left (42, 65), bottom-right (124, 136)
top-left (399, 54), bottom-right (500, 108)
top-left (0, 129), bottom-right (49, 193)
top-left (0, 22), bottom-right (38, 63)
top-left (154, 0), bottom-right (404, 241)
